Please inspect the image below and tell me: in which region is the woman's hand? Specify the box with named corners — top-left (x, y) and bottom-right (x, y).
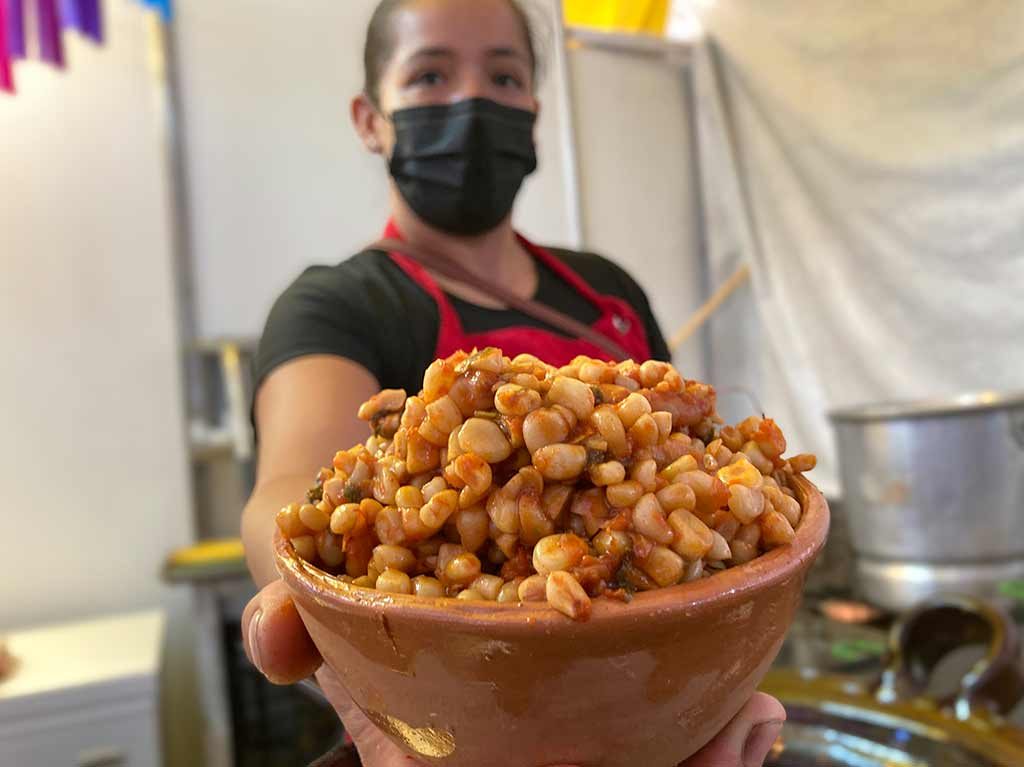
top-left (243, 581), bottom-right (785, 767)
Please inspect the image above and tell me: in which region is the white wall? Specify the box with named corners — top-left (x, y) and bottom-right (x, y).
top-left (0, 0), bottom-right (192, 639)
top-left (0, 3), bottom-right (199, 765)
top-left (174, 0), bottom-right (575, 340)
top-left (567, 45), bottom-right (704, 376)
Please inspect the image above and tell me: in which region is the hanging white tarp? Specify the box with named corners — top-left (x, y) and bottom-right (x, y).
top-left (694, 0), bottom-right (1024, 496)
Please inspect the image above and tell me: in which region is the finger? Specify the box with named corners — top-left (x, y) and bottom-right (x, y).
top-left (680, 692), bottom-right (786, 767)
top-left (316, 665), bottom-right (363, 723)
top-left (241, 580), bottom-right (322, 685)
top-left (316, 668), bottom-right (432, 766)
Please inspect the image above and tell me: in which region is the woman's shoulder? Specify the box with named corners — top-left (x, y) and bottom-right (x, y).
top-left (283, 248), bottom-right (405, 301)
top-left (540, 245), bottom-right (645, 298)
top-left (255, 248), bottom-right (434, 393)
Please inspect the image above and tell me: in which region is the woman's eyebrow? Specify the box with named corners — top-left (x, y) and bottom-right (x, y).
top-left (487, 47), bottom-right (530, 63)
top-left (404, 47), bottom-right (456, 65)
top-left (404, 46), bottom-right (528, 65)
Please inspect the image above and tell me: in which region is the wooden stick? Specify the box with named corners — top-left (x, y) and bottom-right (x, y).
top-left (669, 264), bottom-right (752, 352)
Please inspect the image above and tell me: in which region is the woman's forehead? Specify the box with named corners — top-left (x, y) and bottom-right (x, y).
top-left (389, 0), bottom-right (531, 64)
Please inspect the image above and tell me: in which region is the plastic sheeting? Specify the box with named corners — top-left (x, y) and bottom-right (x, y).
top-left (693, 1), bottom-right (1024, 496)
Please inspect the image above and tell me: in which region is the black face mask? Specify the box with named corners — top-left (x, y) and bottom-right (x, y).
top-left (388, 98), bottom-right (538, 236)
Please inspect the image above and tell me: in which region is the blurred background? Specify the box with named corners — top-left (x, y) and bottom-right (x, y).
top-left (1, 1), bottom-right (1022, 766)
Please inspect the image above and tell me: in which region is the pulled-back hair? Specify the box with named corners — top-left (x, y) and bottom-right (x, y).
top-left (363, 0), bottom-right (542, 107)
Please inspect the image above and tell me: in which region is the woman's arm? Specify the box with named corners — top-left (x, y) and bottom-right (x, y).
top-left (242, 355), bottom-right (382, 587)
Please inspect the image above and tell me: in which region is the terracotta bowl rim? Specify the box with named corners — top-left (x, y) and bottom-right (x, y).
top-left (275, 474), bottom-right (829, 634)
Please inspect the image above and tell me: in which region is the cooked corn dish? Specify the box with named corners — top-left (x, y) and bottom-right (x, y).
top-left (277, 349), bottom-right (816, 621)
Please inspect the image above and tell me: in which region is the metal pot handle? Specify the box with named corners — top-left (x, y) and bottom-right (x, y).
top-left (874, 595), bottom-right (1024, 720)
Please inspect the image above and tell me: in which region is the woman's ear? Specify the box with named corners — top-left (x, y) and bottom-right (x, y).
top-left (351, 93), bottom-right (385, 155)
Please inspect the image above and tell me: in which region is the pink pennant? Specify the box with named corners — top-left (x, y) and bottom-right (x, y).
top-left (1, 0), bottom-right (14, 92)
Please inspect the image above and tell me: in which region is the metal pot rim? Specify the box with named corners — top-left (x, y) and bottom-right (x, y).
top-left (828, 389), bottom-right (1024, 422)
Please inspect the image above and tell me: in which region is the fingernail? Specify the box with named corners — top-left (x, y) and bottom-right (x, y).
top-left (248, 608), bottom-right (265, 674)
top-left (743, 720), bottom-right (784, 767)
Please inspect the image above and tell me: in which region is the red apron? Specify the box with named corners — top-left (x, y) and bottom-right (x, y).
top-left (380, 220), bottom-right (652, 366)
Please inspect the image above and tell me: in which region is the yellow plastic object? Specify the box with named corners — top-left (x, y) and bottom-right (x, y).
top-left (163, 538), bottom-right (248, 583)
top-left (563, 0), bottom-right (671, 36)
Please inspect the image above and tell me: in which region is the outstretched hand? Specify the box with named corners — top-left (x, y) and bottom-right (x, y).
top-left (243, 580), bottom-right (785, 767)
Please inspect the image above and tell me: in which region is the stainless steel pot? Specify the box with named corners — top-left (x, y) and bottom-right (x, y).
top-left (829, 391), bottom-right (1024, 611)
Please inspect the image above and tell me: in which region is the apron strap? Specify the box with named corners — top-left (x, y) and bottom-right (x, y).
top-left (368, 238), bottom-right (632, 360)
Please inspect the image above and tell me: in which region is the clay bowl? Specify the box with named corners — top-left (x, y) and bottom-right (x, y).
top-left (276, 475), bottom-right (829, 767)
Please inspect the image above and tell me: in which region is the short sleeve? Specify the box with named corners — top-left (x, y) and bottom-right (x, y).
top-left (254, 265), bottom-right (386, 392)
top-left (254, 251), bottom-right (443, 397)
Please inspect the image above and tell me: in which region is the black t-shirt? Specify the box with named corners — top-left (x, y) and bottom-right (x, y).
top-left (255, 245), bottom-right (670, 396)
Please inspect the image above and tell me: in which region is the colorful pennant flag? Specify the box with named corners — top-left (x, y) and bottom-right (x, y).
top-left (563, 0), bottom-right (670, 36)
top-left (35, 0), bottom-right (65, 67)
top-left (60, 0), bottom-right (102, 43)
top-left (4, 0), bottom-right (26, 59)
top-left (0, 0), bottom-right (13, 92)
top-left (138, 0), bottom-right (171, 21)
top-left (0, 0), bottom-right (172, 97)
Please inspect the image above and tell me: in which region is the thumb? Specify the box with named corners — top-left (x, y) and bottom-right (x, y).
top-left (241, 579), bottom-right (322, 685)
top-left (681, 692), bottom-right (786, 767)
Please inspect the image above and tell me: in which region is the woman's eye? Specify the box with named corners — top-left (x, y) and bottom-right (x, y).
top-left (493, 73), bottom-right (523, 89)
top-left (412, 71), bottom-right (444, 87)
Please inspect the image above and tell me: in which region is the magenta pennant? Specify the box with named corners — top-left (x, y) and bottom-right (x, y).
top-left (60, 0), bottom-right (101, 43)
top-left (1, 0), bottom-right (14, 92)
top-left (5, 0), bottom-right (27, 59)
top-left (36, 0), bottom-right (64, 67)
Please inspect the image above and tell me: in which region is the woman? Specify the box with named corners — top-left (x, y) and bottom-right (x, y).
top-left (241, 1), bottom-right (785, 765)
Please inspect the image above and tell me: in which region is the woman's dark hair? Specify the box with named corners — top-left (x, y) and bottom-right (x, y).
top-left (363, 0), bottom-right (542, 108)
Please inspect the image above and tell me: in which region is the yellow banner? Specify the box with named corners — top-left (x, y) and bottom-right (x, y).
top-left (563, 0), bottom-right (671, 36)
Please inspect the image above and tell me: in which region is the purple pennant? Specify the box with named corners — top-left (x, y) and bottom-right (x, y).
top-left (36, 0), bottom-right (64, 67)
top-left (1, 0), bottom-right (14, 92)
top-left (5, 0), bottom-right (26, 59)
top-left (60, 0), bottom-right (102, 43)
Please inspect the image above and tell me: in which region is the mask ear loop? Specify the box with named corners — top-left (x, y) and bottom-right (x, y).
top-left (378, 107), bottom-right (404, 161)
top-left (366, 98), bottom-right (394, 155)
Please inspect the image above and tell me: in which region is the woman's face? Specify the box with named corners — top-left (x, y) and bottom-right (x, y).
top-left (353, 0), bottom-right (538, 158)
